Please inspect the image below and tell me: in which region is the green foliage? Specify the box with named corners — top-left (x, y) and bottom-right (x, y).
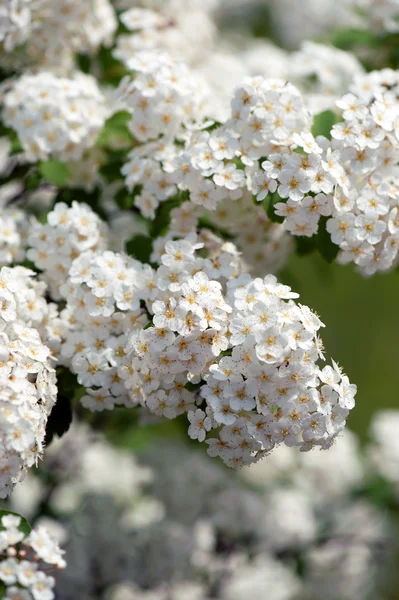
top-left (330, 28), bottom-right (378, 51)
top-left (99, 151), bottom-right (126, 183)
top-left (0, 122), bottom-right (22, 155)
top-left (97, 46), bottom-right (128, 86)
top-left (45, 367), bottom-right (81, 445)
top-left (330, 28), bottom-right (399, 70)
top-left (354, 476), bottom-right (398, 510)
top-left (126, 234), bottom-right (153, 263)
top-left (149, 193), bottom-right (185, 238)
top-left (311, 110), bottom-right (339, 140)
top-left (39, 160), bottom-right (70, 187)
top-left (0, 510), bottom-right (31, 537)
top-left (317, 216), bottom-right (339, 263)
top-left (263, 192), bottom-right (285, 223)
top-left (25, 170), bottom-right (42, 192)
top-left (295, 235), bottom-right (318, 256)
top-left (97, 111), bottom-right (133, 147)
top-left (294, 218), bottom-right (338, 262)
top-left (114, 185), bottom-right (142, 210)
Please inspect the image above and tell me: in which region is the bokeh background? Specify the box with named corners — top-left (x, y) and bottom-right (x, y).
top-left (282, 254), bottom-right (399, 440)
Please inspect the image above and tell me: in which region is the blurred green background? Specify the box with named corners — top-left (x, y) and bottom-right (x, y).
top-left (281, 255), bottom-right (399, 440)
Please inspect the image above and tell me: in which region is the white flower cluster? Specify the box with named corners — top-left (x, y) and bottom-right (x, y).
top-left (117, 51), bottom-right (211, 144)
top-left (290, 41), bottom-right (365, 113)
top-left (59, 249), bottom-right (148, 412)
top-left (0, 198), bottom-right (29, 268)
top-left (25, 201), bottom-right (356, 467)
top-left (114, 1), bottom-right (218, 67)
top-left (27, 201), bottom-right (109, 298)
top-left (0, 514), bottom-right (65, 600)
top-left (255, 0), bottom-right (396, 49)
top-left (2, 72), bottom-right (107, 162)
top-left (121, 76), bottom-right (312, 221)
top-left (1, 0), bottom-right (117, 70)
top-left (323, 69), bottom-right (399, 274)
top-left (132, 238), bottom-right (355, 467)
top-left (0, 0), bottom-right (32, 52)
top-left (0, 266), bottom-right (57, 498)
top-left (117, 65), bottom-right (399, 276)
top-left (207, 193), bottom-right (295, 275)
top-left (361, 0), bottom-right (399, 33)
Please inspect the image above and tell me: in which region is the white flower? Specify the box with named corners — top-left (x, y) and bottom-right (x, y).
top-left (188, 409), bottom-right (212, 442)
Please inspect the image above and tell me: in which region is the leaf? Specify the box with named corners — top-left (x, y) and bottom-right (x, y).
top-left (317, 216), bottom-right (339, 263)
top-left (24, 170), bottom-right (42, 191)
top-left (99, 150), bottom-right (127, 182)
top-left (114, 185), bottom-right (142, 210)
top-left (126, 234), bottom-right (153, 263)
top-left (149, 194), bottom-right (183, 238)
top-left (263, 192), bottom-right (285, 223)
top-left (45, 367), bottom-right (76, 445)
top-left (0, 510), bottom-right (31, 537)
top-left (39, 160), bottom-right (69, 187)
top-left (295, 235), bottom-right (318, 256)
top-left (312, 110), bottom-right (338, 140)
top-left (98, 111), bottom-right (132, 146)
top-left (330, 28), bottom-right (379, 51)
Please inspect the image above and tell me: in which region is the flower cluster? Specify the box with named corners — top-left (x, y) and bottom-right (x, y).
top-left (0, 514), bottom-right (65, 600)
top-left (0, 266), bottom-right (57, 498)
top-left (1, 0), bottom-right (117, 71)
top-left (3, 72), bottom-right (107, 162)
top-left (23, 207), bottom-right (355, 466)
top-left (59, 248), bottom-right (147, 412)
top-left (0, 195), bottom-right (29, 267)
top-left (117, 65), bottom-right (399, 276)
top-left (117, 51), bottom-right (211, 144)
top-left (0, 0), bottom-right (32, 52)
top-left (114, 1), bottom-right (218, 67)
top-left (132, 237), bottom-right (355, 467)
top-left (362, 0), bottom-right (399, 33)
top-left (205, 192), bottom-right (295, 275)
top-left (27, 201), bottom-right (109, 298)
top-left (23, 200), bottom-right (357, 468)
top-left (325, 69), bottom-right (399, 274)
top-left (291, 41), bottom-right (364, 113)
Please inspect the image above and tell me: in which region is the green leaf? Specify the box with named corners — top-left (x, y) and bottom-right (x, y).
top-left (45, 367), bottom-right (78, 445)
top-left (295, 235), bottom-right (318, 256)
top-left (98, 47), bottom-right (128, 86)
top-left (317, 216), bottom-right (339, 263)
top-left (0, 581), bottom-right (5, 599)
top-left (114, 185), bottom-right (142, 210)
top-left (10, 133), bottom-right (23, 156)
top-left (99, 150), bottom-right (127, 182)
top-left (0, 510), bottom-right (31, 537)
top-left (126, 234), bottom-right (153, 263)
top-left (39, 160), bottom-right (69, 187)
top-left (150, 194), bottom-right (183, 238)
top-left (184, 382), bottom-right (202, 393)
top-left (263, 192), bottom-right (285, 223)
top-left (98, 111), bottom-right (132, 146)
top-left (330, 28), bottom-right (379, 51)
top-left (25, 170), bottom-right (42, 192)
top-left (312, 110), bottom-right (338, 140)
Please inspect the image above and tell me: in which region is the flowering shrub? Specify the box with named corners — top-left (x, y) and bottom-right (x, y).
top-left (0, 0), bottom-right (398, 596)
top-left (0, 513), bottom-right (65, 599)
